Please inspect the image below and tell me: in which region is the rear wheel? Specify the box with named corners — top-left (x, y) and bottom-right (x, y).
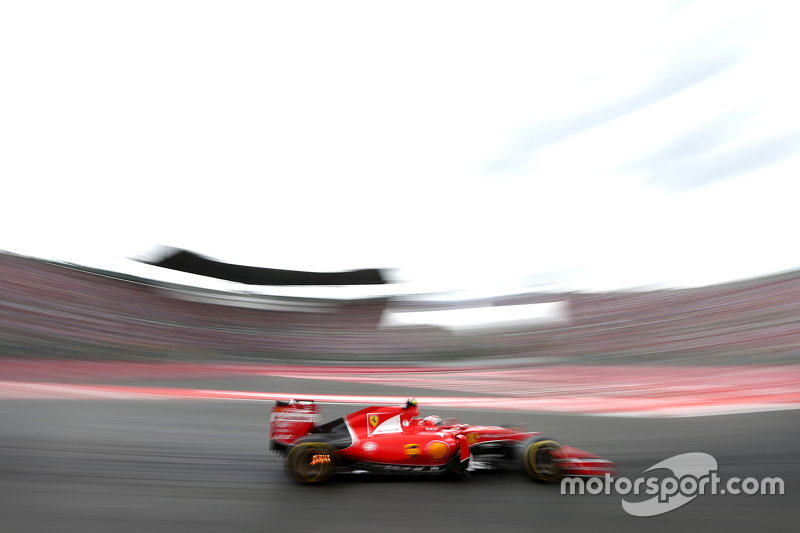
top-left (286, 442), bottom-right (337, 483)
top-left (522, 439), bottom-right (566, 482)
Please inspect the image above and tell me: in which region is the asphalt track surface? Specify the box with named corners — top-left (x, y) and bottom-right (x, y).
top-left (1, 376), bottom-right (798, 533)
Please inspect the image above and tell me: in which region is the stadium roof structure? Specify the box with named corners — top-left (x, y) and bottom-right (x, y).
top-left (139, 248), bottom-right (385, 286)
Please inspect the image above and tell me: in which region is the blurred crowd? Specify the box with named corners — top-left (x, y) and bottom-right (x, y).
top-left (1, 252), bottom-right (799, 364)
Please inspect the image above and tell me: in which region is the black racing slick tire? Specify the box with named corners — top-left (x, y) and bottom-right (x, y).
top-left (286, 442), bottom-right (338, 483)
top-left (522, 438), bottom-right (566, 482)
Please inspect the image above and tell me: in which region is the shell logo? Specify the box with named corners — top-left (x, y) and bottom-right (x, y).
top-left (404, 443), bottom-right (421, 459)
top-left (426, 441), bottom-right (450, 460)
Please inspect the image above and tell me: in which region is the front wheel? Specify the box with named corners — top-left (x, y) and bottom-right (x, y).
top-left (286, 442), bottom-right (338, 483)
top-left (522, 439), bottom-right (566, 482)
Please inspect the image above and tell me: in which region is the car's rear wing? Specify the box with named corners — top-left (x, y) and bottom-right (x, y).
top-left (270, 400), bottom-right (319, 448)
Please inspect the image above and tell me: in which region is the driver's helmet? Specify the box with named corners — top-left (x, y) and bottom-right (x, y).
top-left (422, 415), bottom-right (442, 428)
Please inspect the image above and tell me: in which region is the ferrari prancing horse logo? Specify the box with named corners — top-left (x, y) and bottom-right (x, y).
top-left (369, 415), bottom-right (380, 427)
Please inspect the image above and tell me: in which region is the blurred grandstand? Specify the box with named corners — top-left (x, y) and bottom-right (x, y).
top-left (1, 250), bottom-right (799, 364)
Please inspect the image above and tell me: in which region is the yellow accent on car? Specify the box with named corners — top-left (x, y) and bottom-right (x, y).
top-left (427, 441), bottom-right (450, 460)
top-left (404, 443), bottom-right (421, 458)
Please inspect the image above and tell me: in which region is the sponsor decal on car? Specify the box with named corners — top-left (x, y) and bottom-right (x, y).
top-left (366, 413), bottom-right (403, 436)
top-left (370, 414), bottom-right (402, 436)
top-left (426, 441), bottom-right (450, 460)
top-left (354, 462), bottom-right (442, 473)
top-left (271, 409), bottom-right (318, 423)
top-left (362, 441), bottom-right (378, 454)
top-left (404, 443), bottom-right (421, 459)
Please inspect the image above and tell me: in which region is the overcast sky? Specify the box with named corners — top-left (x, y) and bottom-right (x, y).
top-left (2, 1), bottom-right (799, 294)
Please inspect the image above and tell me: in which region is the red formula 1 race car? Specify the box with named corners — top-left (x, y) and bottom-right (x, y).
top-left (270, 399), bottom-right (614, 483)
